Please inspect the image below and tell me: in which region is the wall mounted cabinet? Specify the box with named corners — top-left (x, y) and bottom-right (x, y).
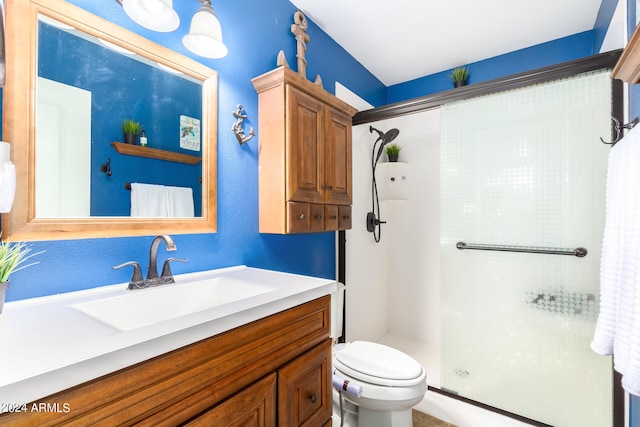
top-left (252, 67), bottom-right (358, 234)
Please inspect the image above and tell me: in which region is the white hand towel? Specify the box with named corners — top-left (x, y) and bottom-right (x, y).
top-left (165, 185), bottom-right (195, 217)
top-left (130, 183), bottom-right (168, 217)
top-left (591, 125), bottom-right (640, 395)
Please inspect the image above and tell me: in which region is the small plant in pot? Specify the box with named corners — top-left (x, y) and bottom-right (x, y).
top-left (122, 119), bottom-right (142, 145)
top-left (385, 143), bottom-right (402, 162)
top-left (449, 66), bottom-right (469, 88)
top-left (0, 241), bottom-right (41, 314)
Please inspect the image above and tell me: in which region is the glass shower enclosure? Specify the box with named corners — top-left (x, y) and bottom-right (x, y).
top-left (440, 70), bottom-right (614, 426)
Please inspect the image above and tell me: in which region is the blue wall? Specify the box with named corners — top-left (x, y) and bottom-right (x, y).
top-left (386, 31), bottom-right (597, 103)
top-left (5, 0), bottom-right (387, 301)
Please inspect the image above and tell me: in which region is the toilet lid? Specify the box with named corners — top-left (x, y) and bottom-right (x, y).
top-left (335, 341), bottom-right (423, 381)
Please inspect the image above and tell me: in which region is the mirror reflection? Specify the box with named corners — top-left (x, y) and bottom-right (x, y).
top-left (36, 17), bottom-right (203, 218)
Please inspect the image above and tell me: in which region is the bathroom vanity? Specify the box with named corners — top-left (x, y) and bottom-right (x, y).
top-left (0, 266), bottom-right (335, 426)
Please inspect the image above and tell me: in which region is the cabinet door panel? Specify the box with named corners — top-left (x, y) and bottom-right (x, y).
top-left (278, 339), bottom-right (332, 426)
top-left (185, 373), bottom-right (276, 427)
top-left (324, 106), bottom-right (352, 205)
top-left (287, 86), bottom-right (324, 203)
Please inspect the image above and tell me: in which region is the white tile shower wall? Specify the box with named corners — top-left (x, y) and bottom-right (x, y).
top-left (440, 70), bottom-right (613, 427)
top-left (385, 110), bottom-right (441, 343)
top-left (336, 83), bottom-right (390, 342)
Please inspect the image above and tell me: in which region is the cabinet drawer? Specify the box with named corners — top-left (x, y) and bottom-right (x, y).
top-left (310, 204), bottom-right (325, 232)
top-left (186, 373), bottom-right (276, 426)
top-left (338, 205), bottom-right (352, 230)
top-left (324, 205), bottom-right (339, 230)
top-left (287, 201), bottom-right (310, 233)
top-left (278, 339), bottom-right (332, 427)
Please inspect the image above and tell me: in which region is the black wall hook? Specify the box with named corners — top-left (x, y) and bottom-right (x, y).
top-left (100, 158), bottom-right (112, 176)
top-left (601, 117), bottom-right (639, 145)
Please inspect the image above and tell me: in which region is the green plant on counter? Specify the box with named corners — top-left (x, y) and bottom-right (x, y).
top-left (122, 119), bottom-right (142, 135)
top-left (0, 241), bottom-right (41, 283)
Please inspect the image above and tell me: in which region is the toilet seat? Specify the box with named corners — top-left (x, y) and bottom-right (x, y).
top-left (334, 341), bottom-right (426, 387)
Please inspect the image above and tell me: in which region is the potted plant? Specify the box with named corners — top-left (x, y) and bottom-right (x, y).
top-left (385, 143), bottom-right (402, 162)
top-left (449, 66), bottom-right (469, 88)
top-left (122, 119), bottom-right (142, 145)
top-left (0, 241), bottom-right (40, 314)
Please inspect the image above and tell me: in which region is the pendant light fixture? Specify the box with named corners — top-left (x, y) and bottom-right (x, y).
top-left (118, 0), bottom-right (180, 32)
top-left (182, 0), bottom-right (228, 59)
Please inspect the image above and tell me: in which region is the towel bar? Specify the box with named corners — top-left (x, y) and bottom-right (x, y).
top-left (456, 241), bottom-right (587, 257)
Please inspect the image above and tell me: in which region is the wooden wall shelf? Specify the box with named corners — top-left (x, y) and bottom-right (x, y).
top-left (111, 142), bottom-right (201, 165)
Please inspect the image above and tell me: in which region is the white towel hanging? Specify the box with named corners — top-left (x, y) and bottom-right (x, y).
top-left (591, 124), bottom-right (640, 395)
top-left (130, 183), bottom-right (168, 217)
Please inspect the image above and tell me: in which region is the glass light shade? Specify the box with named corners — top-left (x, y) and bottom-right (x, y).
top-left (182, 3), bottom-right (228, 59)
top-left (122, 0), bottom-right (179, 32)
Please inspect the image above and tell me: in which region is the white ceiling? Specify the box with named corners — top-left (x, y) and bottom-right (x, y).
top-left (289, 0), bottom-right (605, 86)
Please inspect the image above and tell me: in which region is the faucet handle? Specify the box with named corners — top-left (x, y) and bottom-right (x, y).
top-left (113, 261), bottom-right (146, 289)
top-left (160, 257), bottom-right (189, 284)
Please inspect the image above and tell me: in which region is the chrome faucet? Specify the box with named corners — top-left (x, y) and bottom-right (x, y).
top-left (147, 234), bottom-right (176, 282)
top-left (113, 234), bottom-right (188, 290)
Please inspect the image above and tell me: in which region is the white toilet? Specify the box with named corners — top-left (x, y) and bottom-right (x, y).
top-left (331, 285), bottom-right (427, 427)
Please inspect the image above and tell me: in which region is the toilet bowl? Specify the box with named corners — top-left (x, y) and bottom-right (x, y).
top-left (332, 341), bottom-right (427, 427)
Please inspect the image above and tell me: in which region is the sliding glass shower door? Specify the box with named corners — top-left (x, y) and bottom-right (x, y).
top-left (440, 70), bottom-right (613, 426)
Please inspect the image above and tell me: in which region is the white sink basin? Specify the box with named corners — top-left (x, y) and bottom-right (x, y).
top-left (71, 277), bottom-right (277, 332)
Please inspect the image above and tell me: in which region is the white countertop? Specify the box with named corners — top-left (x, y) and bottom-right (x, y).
top-left (0, 265), bottom-right (336, 405)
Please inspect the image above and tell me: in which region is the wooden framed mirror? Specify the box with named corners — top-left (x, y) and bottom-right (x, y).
top-left (2, 0), bottom-right (218, 241)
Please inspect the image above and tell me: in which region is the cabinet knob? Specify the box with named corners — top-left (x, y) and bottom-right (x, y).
top-left (330, 215), bottom-right (337, 219)
top-left (299, 213), bottom-right (305, 220)
top-left (342, 215), bottom-right (350, 219)
top-left (314, 214), bottom-right (322, 220)
top-left (308, 393), bottom-right (317, 403)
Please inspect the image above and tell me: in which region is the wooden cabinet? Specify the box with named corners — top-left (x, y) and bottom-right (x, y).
top-left (0, 296), bottom-right (333, 426)
top-left (252, 67), bottom-right (357, 234)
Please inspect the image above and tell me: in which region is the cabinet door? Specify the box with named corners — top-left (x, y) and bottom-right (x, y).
top-left (287, 85), bottom-right (325, 204)
top-left (278, 339), bottom-right (332, 427)
top-left (324, 106), bottom-right (352, 205)
top-left (185, 373), bottom-right (276, 427)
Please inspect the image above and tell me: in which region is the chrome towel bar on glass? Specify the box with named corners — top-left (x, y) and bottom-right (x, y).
top-left (455, 242), bottom-right (587, 258)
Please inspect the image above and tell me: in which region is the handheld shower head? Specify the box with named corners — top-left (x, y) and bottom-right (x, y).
top-left (381, 128), bottom-right (399, 145)
top-left (367, 126), bottom-right (401, 243)
top-left (369, 126), bottom-right (399, 144)
top-left (370, 127), bottom-right (400, 165)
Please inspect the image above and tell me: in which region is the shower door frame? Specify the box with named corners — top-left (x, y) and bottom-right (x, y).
top-left (341, 49), bottom-right (624, 427)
